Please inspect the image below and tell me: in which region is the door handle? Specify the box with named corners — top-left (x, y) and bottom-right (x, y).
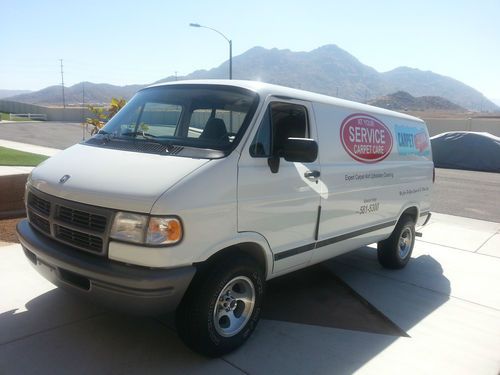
top-left (304, 170), bottom-right (320, 179)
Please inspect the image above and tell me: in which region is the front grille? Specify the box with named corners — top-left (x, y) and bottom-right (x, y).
top-left (28, 193), bottom-right (51, 215)
top-left (57, 206), bottom-right (106, 233)
top-left (28, 210), bottom-right (50, 234)
top-left (55, 225), bottom-right (103, 253)
top-left (26, 188), bottom-right (112, 256)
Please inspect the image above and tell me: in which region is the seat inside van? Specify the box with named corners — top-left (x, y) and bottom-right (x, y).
top-left (200, 118), bottom-right (229, 143)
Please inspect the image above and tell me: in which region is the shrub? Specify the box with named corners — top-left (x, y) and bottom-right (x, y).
top-left (85, 97), bottom-right (126, 135)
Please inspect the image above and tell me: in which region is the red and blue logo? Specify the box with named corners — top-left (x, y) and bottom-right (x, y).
top-left (340, 114), bottom-right (393, 163)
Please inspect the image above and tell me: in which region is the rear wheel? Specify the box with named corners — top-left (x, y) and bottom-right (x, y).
top-left (175, 255), bottom-right (264, 357)
top-left (377, 215), bottom-right (415, 269)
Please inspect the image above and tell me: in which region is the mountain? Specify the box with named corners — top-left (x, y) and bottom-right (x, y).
top-left (0, 89), bottom-right (31, 99)
top-left (156, 45), bottom-right (389, 102)
top-left (380, 67), bottom-right (493, 111)
top-left (7, 82), bottom-right (144, 106)
top-left (156, 45), bottom-right (498, 111)
top-left (6, 45), bottom-right (498, 111)
top-left (368, 91), bottom-right (465, 112)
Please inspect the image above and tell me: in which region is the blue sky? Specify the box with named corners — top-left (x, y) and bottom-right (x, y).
top-left (1, 0), bottom-right (499, 101)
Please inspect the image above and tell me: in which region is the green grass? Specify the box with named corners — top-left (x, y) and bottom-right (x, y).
top-left (0, 112), bottom-right (32, 121)
top-left (0, 147), bottom-right (49, 166)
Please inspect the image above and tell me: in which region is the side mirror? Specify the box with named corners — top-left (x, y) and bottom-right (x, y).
top-left (282, 138), bottom-right (318, 163)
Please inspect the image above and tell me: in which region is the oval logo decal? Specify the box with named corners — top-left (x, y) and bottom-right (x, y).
top-left (340, 114), bottom-right (393, 163)
top-left (59, 174), bottom-right (71, 184)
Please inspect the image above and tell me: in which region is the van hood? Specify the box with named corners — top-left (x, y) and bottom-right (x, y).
top-left (30, 144), bottom-right (210, 213)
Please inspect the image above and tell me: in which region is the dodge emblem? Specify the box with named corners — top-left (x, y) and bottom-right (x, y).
top-left (59, 175), bottom-right (71, 184)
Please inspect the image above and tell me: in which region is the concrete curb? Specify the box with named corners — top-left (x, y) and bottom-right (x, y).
top-left (0, 139), bottom-right (61, 156)
top-left (0, 166), bottom-right (34, 176)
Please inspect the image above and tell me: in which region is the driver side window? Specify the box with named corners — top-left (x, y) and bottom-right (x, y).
top-left (250, 102), bottom-right (309, 158)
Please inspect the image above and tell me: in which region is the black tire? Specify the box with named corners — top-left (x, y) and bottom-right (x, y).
top-left (175, 254), bottom-right (264, 357)
top-left (377, 215), bottom-right (416, 269)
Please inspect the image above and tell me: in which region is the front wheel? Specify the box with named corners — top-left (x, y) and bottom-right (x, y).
top-left (175, 255), bottom-right (264, 357)
top-left (377, 215), bottom-right (416, 269)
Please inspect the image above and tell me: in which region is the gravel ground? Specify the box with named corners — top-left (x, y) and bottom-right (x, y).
top-left (0, 217), bottom-right (22, 245)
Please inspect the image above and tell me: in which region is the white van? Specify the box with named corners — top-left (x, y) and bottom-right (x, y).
top-left (17, 80), bottom-right (433, 356)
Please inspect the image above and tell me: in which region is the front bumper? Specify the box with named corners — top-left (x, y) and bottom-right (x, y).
top-left (16, 219), bottom-right (196, 315)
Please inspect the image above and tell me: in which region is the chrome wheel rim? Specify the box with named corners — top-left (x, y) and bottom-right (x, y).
top-left (213, 276), bottom-right (255, 338)
top-left (398, 227), bottom-right (413, 259)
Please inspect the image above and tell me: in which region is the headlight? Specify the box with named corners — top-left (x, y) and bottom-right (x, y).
top-left (110, 212), bottom-right (148, 244)
top-left (110, 212), bottom-right (183, 246)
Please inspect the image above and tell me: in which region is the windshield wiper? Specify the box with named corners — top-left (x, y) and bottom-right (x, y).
top-left (121, 131), bottom-right (159, 140)
top-left (96, 130), bottom-right (115, 143)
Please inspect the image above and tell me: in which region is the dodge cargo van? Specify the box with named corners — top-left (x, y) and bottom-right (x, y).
top-left (17, 80), bottom-right (433, 356)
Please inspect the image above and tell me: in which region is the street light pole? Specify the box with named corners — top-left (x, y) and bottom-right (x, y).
top-left (189, 23), bottom-right (232, 80)
top-left (229, 40), bottom-right (232, 80)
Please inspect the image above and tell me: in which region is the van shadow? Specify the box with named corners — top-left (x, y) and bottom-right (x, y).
top-left (261, 264), bottom-right (408, 337)
top-left (0, 245), bottom-right (450, 374)
top-left (322, 245), bottom-right (452, 335)
top-left (226, 245), bottom-right (451, 374)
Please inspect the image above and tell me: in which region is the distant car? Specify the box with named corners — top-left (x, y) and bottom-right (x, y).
top-left (431, 131), bottom-right (500, 173)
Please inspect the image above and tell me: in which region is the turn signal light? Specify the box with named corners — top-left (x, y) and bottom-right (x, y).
top-left (147, 217), bottom-right (183, 245)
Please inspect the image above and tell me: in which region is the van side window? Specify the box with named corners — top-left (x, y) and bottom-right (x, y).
top-left (250, 102), bottom-right (309, 158)
top-left (249, 107), bottom-right (272, 157)
top-left (272, 103), bottom-right (308, 155)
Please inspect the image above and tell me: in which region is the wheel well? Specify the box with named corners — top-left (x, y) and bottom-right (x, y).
top-left (400, 206), bottom-right (418, 224)
top-left (196, 242), bottom-right (268, 276)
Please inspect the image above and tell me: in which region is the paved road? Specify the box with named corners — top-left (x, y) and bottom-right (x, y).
top-left (432, 168), bottom-right (500, 222)
top-left (0, 121), bottom-right (88, 149)
top-left (1, 122), bottom-right (499, 222)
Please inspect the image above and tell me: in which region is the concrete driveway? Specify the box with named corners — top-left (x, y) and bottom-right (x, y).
top-left (1, 213), bottom-right (499, 374)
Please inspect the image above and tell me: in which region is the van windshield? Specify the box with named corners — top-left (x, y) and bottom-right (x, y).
top-left (88, 85), bottom-right (259, 157)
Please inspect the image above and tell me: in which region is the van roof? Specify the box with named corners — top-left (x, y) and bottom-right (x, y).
top-left (146, 79), bottom-right (424, 123)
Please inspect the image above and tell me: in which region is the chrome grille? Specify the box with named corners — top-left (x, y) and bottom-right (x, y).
top-left (26, 188), bottom-right (112, 256)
